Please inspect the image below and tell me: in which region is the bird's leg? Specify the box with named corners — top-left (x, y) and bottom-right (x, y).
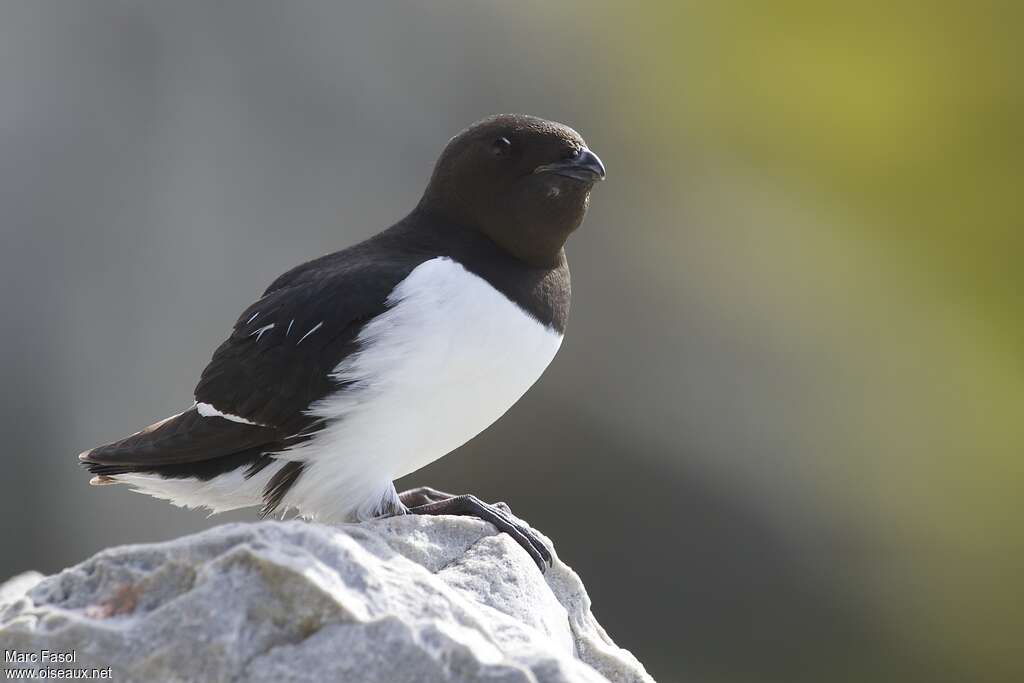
top-left (397, 485), bottom-right (457, 508)
top-left (397, 486), bottom-right (551, 572)
top-left (398, 486), bottom-right (513, 515)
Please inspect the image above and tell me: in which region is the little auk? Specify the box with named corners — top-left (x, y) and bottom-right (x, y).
top-left (79, 114), bottom-right (606, 571)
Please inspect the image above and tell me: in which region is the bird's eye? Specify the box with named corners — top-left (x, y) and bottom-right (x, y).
top-left (491, 136), bottom-right (512, 157)
top-left (566, 147), bottom-right (582, 159)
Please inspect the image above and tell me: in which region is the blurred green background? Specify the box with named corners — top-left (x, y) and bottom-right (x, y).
top-left (1, 2), bottom-right (1020, 682)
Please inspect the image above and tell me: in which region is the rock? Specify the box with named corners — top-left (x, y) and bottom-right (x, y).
top-left (0, 516), bottom-right (653, 683)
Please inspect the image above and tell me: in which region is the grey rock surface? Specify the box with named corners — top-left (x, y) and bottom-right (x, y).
top-left (0, 516), bottom-right (653, 683)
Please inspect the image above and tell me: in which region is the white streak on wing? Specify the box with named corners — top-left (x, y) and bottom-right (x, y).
top-left (286, 319), bottom-right (295, 336)
top-left (251, 323), bottom-right (275, 341)
top-left (195, 401), bottom-right (268, 427)
top-left (277, 256), bottom-right (563, 523)
top-left (296, 322), bottom-right (323, 345)
top-left (246, 312), bottom-right (260, 325)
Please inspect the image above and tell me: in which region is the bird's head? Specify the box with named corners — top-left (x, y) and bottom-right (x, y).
top-left (418, 114), bottom-right (605, 267)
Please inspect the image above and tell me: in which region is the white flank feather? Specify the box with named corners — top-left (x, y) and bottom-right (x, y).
top-left (279, 256), bottom-right (563, 521)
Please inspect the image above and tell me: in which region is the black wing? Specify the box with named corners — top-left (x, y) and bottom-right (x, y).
top-left (81, 407), bottom-right (278, 466)
top-left (193, 249), bottom-right (420, 429)
top-left (81, 239), bottom-right (426, 472)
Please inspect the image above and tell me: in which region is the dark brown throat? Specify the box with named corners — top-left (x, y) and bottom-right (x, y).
top-left (415, 184), bottom-right (587, 268)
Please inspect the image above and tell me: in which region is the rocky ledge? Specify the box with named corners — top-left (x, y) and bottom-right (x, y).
top-left (0, 515), bottom-right (653, 683)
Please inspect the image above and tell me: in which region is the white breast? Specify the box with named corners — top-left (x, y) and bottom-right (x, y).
top-left (279, 256), bottom-right (564, 521)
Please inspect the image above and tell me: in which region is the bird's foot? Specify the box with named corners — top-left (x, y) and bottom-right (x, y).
top-left (397, 485), bottom-right (457, 508)
top-left (397, 486), bottom-right (550, 572)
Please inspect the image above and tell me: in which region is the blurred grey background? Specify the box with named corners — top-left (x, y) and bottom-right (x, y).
top-left (3, 3), bottom-right (1021, 683)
